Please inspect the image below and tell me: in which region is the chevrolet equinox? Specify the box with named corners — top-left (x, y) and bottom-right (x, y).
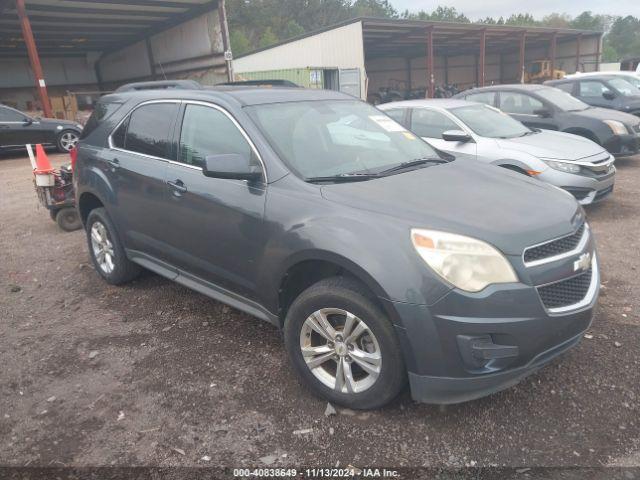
top-left (75, 83), bottom-right (599, 409)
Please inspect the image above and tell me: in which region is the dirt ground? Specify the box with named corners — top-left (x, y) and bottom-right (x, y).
top-left (1, 150), bottom-right (639, 472)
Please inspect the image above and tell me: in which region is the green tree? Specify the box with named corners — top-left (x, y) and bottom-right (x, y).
top-left (404, 6), bottom-right (470, 23)
top-left (283, 19), bottom-right (305, 39)
top-left (606, 16), bottom-right (640, 60)
top-left (258, 26), bottom-right (279, 48)
top-left (352, 0), bottom-right (398, 18)
top-left (230, 29), bottom-right (251, 56)
top-left (541, 12), bottom-right (571, 28)
top-left (504, 13), bottom-right (538, 26)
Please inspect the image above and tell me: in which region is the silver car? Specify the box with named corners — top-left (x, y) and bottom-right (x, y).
top-left (379, 99), bottom-right (616, 205)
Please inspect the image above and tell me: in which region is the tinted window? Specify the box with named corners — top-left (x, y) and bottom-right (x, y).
top-left (499, 92), bottom-right (543, 115)
top-left (465, 92), bottom-right (496, 106)
top-left (579, 81), bottom-right (610, 98)
top-left (0, 106), bottom-right (26, 122)
top-left (554, 82), bottom-right (574, 94)
top-left (411, 108), bottom-right (459, 138)
top-left (383, 108), bottom-right (407, 127)
top-left (178, 104), bottom-right (252, 168)
top-left (111, 117), bottom-right (128, 149)
top-left (81, 101), bottom-right (122, 139)
top-left (124, 103), bottom-right (178, 159)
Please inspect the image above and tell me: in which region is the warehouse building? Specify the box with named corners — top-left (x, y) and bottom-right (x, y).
top-left (0, 0), bottom-right (232, 120)
top-left (232, 17), bottom-right (603, 102)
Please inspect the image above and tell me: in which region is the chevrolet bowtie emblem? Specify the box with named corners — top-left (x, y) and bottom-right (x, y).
top-left (574, 252), bottom-right (592, 272)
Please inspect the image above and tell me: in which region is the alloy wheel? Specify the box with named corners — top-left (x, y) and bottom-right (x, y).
top-left (90, 221), bottom-right (115, 274)
top-left (60, 131), bottom-right (79, 151)
top-left (299, 308), bottom-right (382, 394)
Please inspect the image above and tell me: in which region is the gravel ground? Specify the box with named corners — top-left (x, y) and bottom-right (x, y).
top-left (1, 151), bottom-right (639, 471)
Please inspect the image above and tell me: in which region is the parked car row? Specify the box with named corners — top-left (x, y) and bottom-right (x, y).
top-left (380, 99), bottom-right (616, 205)
top-left (74, 82), bottom-right (603, 409)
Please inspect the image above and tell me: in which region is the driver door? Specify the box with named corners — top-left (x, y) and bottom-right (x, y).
top-left (161, 102), bottom-right (267, 300)
top-left (498, 91), bottom-right (557, 130)
top-left (409, 107), bottom-right (477, 158)
top-left (0, 106), bottom-right (45, 147)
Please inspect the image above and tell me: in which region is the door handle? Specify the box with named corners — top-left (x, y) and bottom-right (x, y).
top-left (107, 158), bottom-right (120, 169)
top-left (167, 179), bottom-right (187, 194)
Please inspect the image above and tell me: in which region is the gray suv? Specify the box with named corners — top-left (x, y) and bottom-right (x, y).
top-left (76, 84), bottom-right (599, 409)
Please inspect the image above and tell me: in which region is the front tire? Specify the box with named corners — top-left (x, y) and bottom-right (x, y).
top-left (284, 277), bottom-right (406, 409)
top-left (86, 207), bottom-right (140, 285)
top-left (56, 129), bottom-right (79, 152)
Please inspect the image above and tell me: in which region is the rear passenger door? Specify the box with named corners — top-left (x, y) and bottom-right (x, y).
top-left (161, 102), bottom-right (267, 300)
top-left (498, 91), bottom-right (558, 130)
top-left (104, 101), bottom-right (179, 259)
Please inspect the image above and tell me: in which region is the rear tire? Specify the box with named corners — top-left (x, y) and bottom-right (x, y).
top-left (56, 129), bottom-right (79, 153)
top-left (284, 277), bottom-right (406, 409)
top-left (86, 207), bottom-right (140, 285)
top-left (55, 207), bottom-right (82, 231)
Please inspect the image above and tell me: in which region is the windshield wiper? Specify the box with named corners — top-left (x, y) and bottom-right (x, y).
top-left (305, 172), bottom-right (380, 184)
top-left (377, 157), bottom-right (448, 176)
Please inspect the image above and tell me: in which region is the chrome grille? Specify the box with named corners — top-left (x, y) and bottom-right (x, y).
top-left (538, 268), bottom-right (592, 309)
top-left (524, 224), bottom-right (586, 264)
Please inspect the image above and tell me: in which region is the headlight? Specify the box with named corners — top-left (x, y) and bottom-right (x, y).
top-left (603, 120), bottom-right (629, 135)
top-left (411, 229), bottom-right (518, 292)
top-left (542, 159), bottom-right (581, 174)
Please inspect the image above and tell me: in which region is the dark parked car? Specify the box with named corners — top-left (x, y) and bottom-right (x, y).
top-left (455, 84), bottom-right (640, 157)
top-left (0, 104), bottom-right (82, 152)
top-left (546, 75), bottom-right (640, 116)
top-left (76, 84), bottom-right (599, 409)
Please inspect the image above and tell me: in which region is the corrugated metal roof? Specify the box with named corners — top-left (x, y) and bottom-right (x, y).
top-left (0, 0), bottom-right (219, 58)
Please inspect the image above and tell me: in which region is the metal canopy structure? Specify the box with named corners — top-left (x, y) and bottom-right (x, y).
top-left (0, 0), bottom-right (220, 58)
top-left (358, 18), bottom-right (601, 98)
top-left (361, 18), bottom-right (598, 58)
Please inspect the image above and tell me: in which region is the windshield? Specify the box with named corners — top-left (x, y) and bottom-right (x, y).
top-left (614, 75), bottom-right (640, 89)
top-left (247, 100), bottom-right (440, 179)
top-left (536, 88), bottom-right (590, 111)
top-left (451, 104), bottom-right (530, 138)
top-left (608, 77), bottom-right (640, 96)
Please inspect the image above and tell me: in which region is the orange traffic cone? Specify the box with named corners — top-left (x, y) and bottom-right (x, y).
top-left (34, 143), bottom-right (54, 173)
top-left (33, 144), bottom-right (56, 187)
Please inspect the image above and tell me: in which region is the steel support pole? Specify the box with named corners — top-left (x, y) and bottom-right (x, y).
top-left (15, 0), bottom-right (52, 118)
top-left (478, 29), bottom-right (486, 87)
top-left (519, 31), bottom-right (526, 83)
top-left (550, 31), bottom-right (557, 77)
top-left (575, 33), bottom-right (582, 73)
top-left (595, 33), bottom-right (602, 71)
top-left (426, 26), bottom-right (434, 98)
top-left (218, 0), bottom-right (233, 82)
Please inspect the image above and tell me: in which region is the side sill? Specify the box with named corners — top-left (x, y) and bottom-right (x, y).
top-left (126, 249), bottom-right (280, 327)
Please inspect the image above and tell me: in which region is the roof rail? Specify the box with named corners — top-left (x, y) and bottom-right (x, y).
top-left (114, 80), bottom-right (202, 93)
top-left (219, 79), bottom-right (300, 88)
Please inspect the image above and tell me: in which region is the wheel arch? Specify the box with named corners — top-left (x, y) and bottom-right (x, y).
top-left (78, 191), bottom-right (105, 226)
top-left (276, 251), bottom-right (392, 327)
top-left (562, 127), bottom-right (601, 144)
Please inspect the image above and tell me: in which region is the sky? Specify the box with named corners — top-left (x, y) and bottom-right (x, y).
top-left (391, 0), bottom-right (640, 20)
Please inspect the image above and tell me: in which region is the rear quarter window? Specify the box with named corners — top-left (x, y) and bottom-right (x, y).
top-left (80, 101), bottom-right (123, 139)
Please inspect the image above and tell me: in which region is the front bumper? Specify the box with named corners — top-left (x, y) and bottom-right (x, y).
top-left (386, 251), bottom-right (598, 404)
top-left (604, 133), bottom-right (640, 157)
top-left (538, 167), bottom-right (615, 205)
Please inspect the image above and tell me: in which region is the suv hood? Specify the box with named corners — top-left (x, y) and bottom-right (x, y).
top-left (571, 106), bottom-right (639, 126)
top-left (321, 160), bottom-right (583, 256)
top-left (495, 129), bottom-right (606, 160)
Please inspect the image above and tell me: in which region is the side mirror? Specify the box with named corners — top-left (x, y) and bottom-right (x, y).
top-left (202, 153), bottom-right (262, 181)
top-left (533, 108), bottom-right (551, 118)
top-left (442, 130), bottom-right (472, 142)
top-left (602, 90), bottom-right (616, 100)
top-left (22, 117), bottom-right (33, 126)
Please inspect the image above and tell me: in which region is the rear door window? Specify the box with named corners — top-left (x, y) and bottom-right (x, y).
top-left (554, 82), bottom-right (575, 94)
top-left (499, 92), bottom-right (544, 115)
top-left (465, 91), bottom-right (496, 106)
top-left (383, 108), bottom-right (408, 127)
top-left (124, 103), bottom-right (178, 159)
top-left (410, 109), bottom-right (459, 138)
